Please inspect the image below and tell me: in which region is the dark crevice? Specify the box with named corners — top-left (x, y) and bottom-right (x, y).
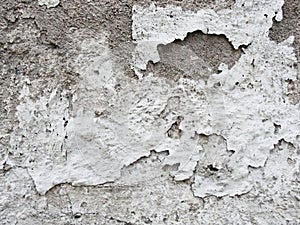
top-left (207, 164), bottom-right (219, 172)
top-left (167, 116), bottom-right (183, 139)
top-left (273, 138), bottom-right (296, 151)
top-left (123, 149), bottom-right (170, 169)
top-left (285, 78), bottom-right (300, 104)
top-left (273, 123), bottom-right (281, 134)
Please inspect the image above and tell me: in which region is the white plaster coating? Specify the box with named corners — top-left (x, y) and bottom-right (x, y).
top-left (38, 0), bottom-right (60, 8)
top-left (132, 0), bottom-right (284, 72)
top-left (10, 0), bottom-right (300, 200)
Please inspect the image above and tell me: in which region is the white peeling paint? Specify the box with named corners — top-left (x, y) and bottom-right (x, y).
top-left (132, 0), bottom-right (284, 72)
top-left (10, 0), bottom-right (300, 199)
top-left (38, 0), bottom-right (60, 8)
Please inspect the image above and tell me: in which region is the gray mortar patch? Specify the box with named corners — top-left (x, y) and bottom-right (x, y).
top-left (147, 31), bottom-right (243, 81)
top-left (83, 0), bottom-right (236, 76)
top-left (269, 0), bottom-right (300, 104)
top-left (0, 0), bottom-right (235, 80)
top-left (32, 0), bottom-right (235, 61)
top-left (269, 0), bottom-right (300, 63)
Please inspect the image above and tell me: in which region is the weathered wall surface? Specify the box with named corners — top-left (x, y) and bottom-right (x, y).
top-left (0, 0), bottom-right (299, 224)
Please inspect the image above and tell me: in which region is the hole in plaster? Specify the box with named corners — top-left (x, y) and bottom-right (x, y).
top-left (287, 157), bottom-right (296, 165)
top-left (147, 30), bottom-right (243, 81)
top-left (273, 138), bottom-right (296, 151)
top-left (162, 163), bottom-right (180, 172)
top-left (207, 164), bottom-right (219, 171)
top-left (80, 202), bottom-right (88, 208)
top-left (273, 123), bottom-right (281, 134)
top-left (247, 83), bottom-right (253, 89)
top-left (167, 116), bottom-right (183, 139)
top-left (74, 213), bottom-right (82, 219)
top-left (227, 150), bottom-right (235, 157)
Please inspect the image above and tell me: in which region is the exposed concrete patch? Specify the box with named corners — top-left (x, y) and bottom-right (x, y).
top-left (149, 31), bottom-right (243, 81)
top-left (269, 0), bottom-right (300, 64)
top-left (1, 17), bottom-right (79, 181)
top-left (160, 31), bottom-right (243, 73)
top-left (39, 135), bottom-right (299, 224)
top-left (0, 19), bottom-right (65, 172)
top-left (167, 116), bottom-right (183, 139)
top-left (269, 0), bottom-right (300, 104)
top-left (132, 1), bottom-right (299, 198)
top-left (132, 1), bottom-right (284, 74)
top-left (30, 0), bottom-right (235, 77)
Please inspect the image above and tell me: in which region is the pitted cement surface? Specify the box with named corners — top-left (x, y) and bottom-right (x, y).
top-left (1, 0), bottom-right (299, 224)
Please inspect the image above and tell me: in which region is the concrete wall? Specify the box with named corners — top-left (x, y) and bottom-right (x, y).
top-left (1, 0), bottom-right (299, 224)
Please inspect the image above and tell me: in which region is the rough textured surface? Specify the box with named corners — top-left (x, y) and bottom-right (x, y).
top-left (269, 0), bottom-right (300, 63)
top-left (269, 0), bottom-right (300, 104)
top-left (149, 31), bottom-right (243, 81)
top-left (1, 0), bottom-right (300, 224)
top-left (38, 0), bottom-right (60, 8)
top-left (131, 1), bottom-right (284, 73)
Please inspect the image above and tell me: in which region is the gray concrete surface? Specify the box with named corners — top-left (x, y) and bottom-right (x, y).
top-left (0, 0), bottom-right (299, 224)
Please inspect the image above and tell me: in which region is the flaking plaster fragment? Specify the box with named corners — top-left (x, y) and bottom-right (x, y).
top-left (192, 134), bottom-right (252, 198)
top-left (269, 0), bottom-right (300, 71)
top-left (130, 1), bottom-right (299, 197)
top-left (132, 0), bottom-right (285, 73)
top-left (38, 0), bottom-right (60, 8)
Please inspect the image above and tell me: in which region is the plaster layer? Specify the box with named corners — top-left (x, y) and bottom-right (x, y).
top-left (1, 0), bottom-right (300, 224)
top-left (38, 0), bottom-right (60, 8)
top-left (132, 0), bottom-right (284, 72)
top-left (8, 0), bottom-right (299, 198)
